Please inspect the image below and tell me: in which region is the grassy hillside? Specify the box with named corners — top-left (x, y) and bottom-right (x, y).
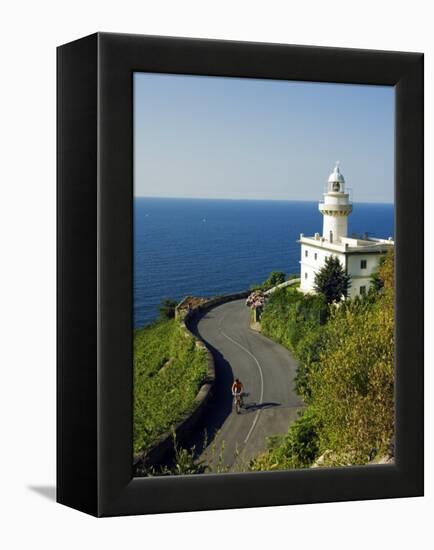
top-left (252, 250), bottom-right (394, 469)
top-left (133, 319), bottom-right (208, 455)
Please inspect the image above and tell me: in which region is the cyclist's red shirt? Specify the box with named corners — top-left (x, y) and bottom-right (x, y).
top-left (232, 381), bottom-right (242, 394)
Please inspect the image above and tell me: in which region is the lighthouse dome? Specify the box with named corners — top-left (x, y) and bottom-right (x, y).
top-left (328, 162), bottom-right (345, 184)
top-left (327, 162), bottom-right (345, 192)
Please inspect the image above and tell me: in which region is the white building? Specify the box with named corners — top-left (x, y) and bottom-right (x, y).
top-left (299, 163), bottom-right (394, 299)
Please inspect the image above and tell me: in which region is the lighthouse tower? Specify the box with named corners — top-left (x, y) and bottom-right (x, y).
top-left (319, 162), bottom-right (352, 243)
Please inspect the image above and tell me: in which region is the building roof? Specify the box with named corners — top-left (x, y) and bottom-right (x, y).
top-left (299, 234), bottom-right (394, 255)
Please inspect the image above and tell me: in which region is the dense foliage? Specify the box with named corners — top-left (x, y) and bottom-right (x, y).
top-left (370, 255), bottom-right (387, 292)
top-left (261, 287), bottom-right (327, 356)
top-left (264, 271), bottom-right (286, 289)
top-left (158, 298), bottom-right (178, 320)
top-left (252, 250), bottom-right (394, 469)
top-left (250, 270), bottom-right (291, 291)
top-left (133, 319), bottom-right (208, 455)
top-left (251, 408), bottom-right (320, 471)
top-left (314, 255), bottom-right (351, 303)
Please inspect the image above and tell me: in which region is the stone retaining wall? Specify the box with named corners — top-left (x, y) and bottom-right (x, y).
top-left (133, 290), bottom-right (249, 472)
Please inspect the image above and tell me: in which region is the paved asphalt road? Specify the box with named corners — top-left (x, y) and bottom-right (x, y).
top-left (188, 299), bottom-right (304, 470)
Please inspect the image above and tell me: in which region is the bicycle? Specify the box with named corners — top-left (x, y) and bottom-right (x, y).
top-left (233, 392), bottom-right (243, 414)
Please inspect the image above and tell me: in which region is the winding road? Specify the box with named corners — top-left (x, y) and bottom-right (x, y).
top-left (188, 298), bottom-right (303, 470)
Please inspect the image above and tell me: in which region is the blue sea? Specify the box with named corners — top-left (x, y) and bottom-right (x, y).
top-left (134, 198), bottom-right (394, 328)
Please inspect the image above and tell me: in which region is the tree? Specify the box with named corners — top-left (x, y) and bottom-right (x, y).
top-left (369, 250), bottom-right (394, 294)
top-left (314, 255), bottom-right (351, 303)
top-left (158, 298), bottom-right (178, 320)
top-left (370, 255), bottom-right (386, 292)
top-left (377, 250), bottom-right (393, 291)
top-left (264, 271), bottom-right (286, 289)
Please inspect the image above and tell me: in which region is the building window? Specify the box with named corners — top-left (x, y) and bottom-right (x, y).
top-left (360, 285), bottom-right (366, 295)
top-left (305, 250), bottom-right (308, 258)
top-left (360, 259), bottom-right (367, 269)
top-left (314, 253), bottom-right (317, 260)
top-left (305, 272), bottom-right (308, 279)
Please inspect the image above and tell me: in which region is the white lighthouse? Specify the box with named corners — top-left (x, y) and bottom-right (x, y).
top-left (319, 162), bottom-right (352, 243)
top-left (299, 163), bottom-right (394, 298)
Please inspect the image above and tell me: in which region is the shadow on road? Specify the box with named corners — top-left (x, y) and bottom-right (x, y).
top-left (242, 401), bottom-right (281, 413)
top-left (185, 311), bottom-right (234, 457)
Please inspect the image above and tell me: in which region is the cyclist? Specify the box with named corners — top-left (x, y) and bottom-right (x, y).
top-left (231, 378), bottom-right (244, 413)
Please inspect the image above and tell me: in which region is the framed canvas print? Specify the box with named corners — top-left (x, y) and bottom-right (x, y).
top-left (57, 33), bottom-right (424, 517)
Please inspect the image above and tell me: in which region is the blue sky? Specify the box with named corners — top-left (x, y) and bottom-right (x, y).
top-left (134, 73), bottom-right (394, 203)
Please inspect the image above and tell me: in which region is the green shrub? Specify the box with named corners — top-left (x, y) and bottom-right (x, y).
top-left (294, 326), bottom-right (325, 400)
top-left (261, 287), bottom-right (326, 355)
top-left (251, 270), bottom-right (287, 292)
top-left (158, 298), bottom-right (178, 320)
top-left (251, 409), bottom-right (321, 471)
top-left (263, 271), bottom-right (286, 289)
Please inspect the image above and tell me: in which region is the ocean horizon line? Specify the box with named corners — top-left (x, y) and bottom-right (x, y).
top-left (134, 195), bottom-right (394, 206)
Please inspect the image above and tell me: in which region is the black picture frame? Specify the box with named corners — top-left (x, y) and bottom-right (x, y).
top-left (57, 32), bottom-right (424, 517)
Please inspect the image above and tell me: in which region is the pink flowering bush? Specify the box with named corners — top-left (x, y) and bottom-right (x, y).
top-left (246, 291), bottom-right (265, 309)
